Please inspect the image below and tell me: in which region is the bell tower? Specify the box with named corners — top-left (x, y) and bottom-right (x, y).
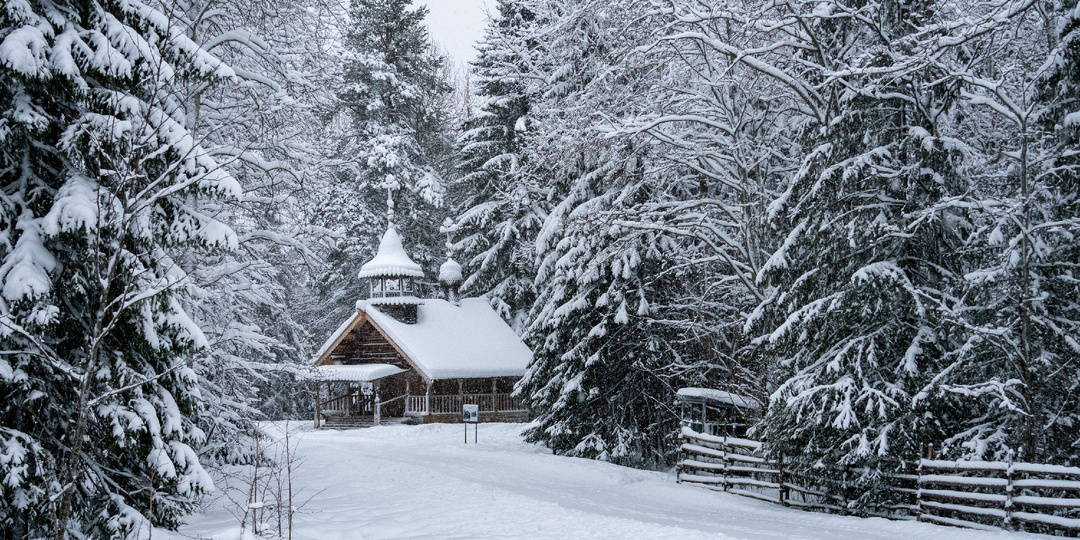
top-left (358, 180), bottom-right (424, 323)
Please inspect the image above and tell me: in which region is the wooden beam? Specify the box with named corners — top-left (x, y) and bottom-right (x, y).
top-left (363, 314), bottom-right (433, 384)
top-left (314, 311), bottom-right (369, 366)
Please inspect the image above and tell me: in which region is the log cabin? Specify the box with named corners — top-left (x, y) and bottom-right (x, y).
top-left (310, 226), bottom-right (533, 429)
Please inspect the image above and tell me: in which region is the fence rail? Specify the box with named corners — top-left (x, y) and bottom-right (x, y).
top-left (917, 457), bottom-right (1080, 534)
top-left (677, 428), bottom-right (1080, 536)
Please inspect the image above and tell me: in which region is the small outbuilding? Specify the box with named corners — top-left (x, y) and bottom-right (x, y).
top-left (310, 225), bottom-right (533, 429)
top-left (677, 387), bottom-right (762, 438)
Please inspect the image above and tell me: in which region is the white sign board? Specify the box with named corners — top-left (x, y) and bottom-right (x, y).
top-left (462, 404), bottom-right (479, 423)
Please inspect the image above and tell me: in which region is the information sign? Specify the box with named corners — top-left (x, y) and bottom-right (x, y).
top-left (463, 404), bottom-right (479, 423)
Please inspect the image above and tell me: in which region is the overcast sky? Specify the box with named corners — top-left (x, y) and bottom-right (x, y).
top-left (416, 0), bottom-right (493, 66)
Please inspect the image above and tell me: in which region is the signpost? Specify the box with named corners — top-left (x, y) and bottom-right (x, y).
top-left (463, 404), bottom-right (479, 443)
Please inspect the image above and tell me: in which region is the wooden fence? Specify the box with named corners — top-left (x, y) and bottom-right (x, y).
top-left (677, 427), bottom-right (1080, 536)
top-left (916, 458), bottom-right (1080, 534)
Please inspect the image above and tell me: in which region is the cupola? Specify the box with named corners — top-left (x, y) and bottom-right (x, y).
top-left (358, 179), bottom-right (424, 323)
top-left (359, 227), bottom-right (423, 323)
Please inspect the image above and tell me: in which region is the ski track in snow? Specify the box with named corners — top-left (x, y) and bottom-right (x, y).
top-left (165, 423), bottom-right (1048, 540)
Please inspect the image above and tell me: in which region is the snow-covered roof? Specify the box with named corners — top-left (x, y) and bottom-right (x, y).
top-left (309, 364), bottom-right (406, 382)
top-left (368, 295), bottom-right (423, 306)
top-left (364, 298), bottom-right (531, 380)
top-left (358, 227), bottom-right (424, 279)
top-left (677, 388), bottom-right (763, 410)
top-left (438, 258), bottom-right (463, 283)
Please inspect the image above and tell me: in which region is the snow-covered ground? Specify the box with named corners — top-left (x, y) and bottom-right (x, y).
top-left (166, 423), bottom-right (1047, 540)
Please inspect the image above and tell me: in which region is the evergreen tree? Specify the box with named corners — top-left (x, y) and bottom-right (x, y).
top-left (452, 0), bottom-right (541, 327)
top-left (0, 0), bottom-right (236, 535)
top-left (726, 0), bottom-right (971, 506)
top-left (311, 0), bottom-right (454, 335)
top-left (1031, 0), bottom-right (1080, 464)
top-left (926, 0), bottom-right (1080, 463)
top-left (512, 0), bottom-right (720, 467)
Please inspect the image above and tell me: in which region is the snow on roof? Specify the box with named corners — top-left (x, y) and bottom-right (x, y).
top-left (358, 227), bottom-right (424, 279)
top-left (309, 364), bottom-right (406, 382)
top-left (677, 387), bottom-right (763, 410)
top-left (368, 295), bottom-right (423, 306)
top-left (438, 258), bottom-right (463, 283)
top-left (363, 298), bottom-right (531, 380)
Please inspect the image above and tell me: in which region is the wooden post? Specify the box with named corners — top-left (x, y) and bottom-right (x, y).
top-left (374, 381), bottom-right (381, 426)
top-left (722, 436), bottom-right (729, 492)
top-left (313, 381), bottom-right (321, 429)
top-left (1004, 449), bottom-right (1015, 531)
top-left (676, 430), bottom-right (683, 484)
top-left (916, 458), bottom-right (924, 523)
top-left (778, 458), bottom-right (788, 506)
top-left (492, 379), bottom-right (498, 414)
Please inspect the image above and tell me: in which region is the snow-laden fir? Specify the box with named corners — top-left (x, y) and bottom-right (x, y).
top-left (2, 0), bottom-right (1078, 536)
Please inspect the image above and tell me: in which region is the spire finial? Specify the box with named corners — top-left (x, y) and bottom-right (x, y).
top-left (440, 217), bottom-right (456, 258)
top-left (384, 175), bottom-right (400, 228)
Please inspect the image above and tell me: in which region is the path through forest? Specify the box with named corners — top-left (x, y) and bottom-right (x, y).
top-left (167, 423), bottom-right (1047, 539)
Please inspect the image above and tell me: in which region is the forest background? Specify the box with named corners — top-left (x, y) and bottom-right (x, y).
top-left (1, 0), bottom-right (1078, 536)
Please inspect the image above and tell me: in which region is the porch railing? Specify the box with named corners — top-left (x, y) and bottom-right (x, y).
top-left (406, 393), bottom-right (525, 415)
top-left (319, 393), bottom-right (373, 415)
top-left (325, 392), bottom-right (525, 417)
top-left (406, 395), bottom-right (429, 416)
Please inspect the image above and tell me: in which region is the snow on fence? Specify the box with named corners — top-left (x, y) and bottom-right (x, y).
top-left (678, 428), bottom-right (1080, 536)
top-left (676, 427), bottom-right (902, 514)
top-left (916, 458), bottom-right (1080, 534)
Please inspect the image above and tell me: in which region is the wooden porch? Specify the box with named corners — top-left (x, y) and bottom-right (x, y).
top-left (314, 378), bottom-right (526, 429)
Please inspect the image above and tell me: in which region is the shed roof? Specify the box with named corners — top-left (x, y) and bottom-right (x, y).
top-left (358, 227), bottom-right (424, 279)
top-left (677, 387), bottom-right (763, 410)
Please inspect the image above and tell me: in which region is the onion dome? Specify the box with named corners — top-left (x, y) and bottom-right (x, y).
top-left (438, 258), bottom-right (463, 285)
top-left (358, 227), bottom-right (424, 279)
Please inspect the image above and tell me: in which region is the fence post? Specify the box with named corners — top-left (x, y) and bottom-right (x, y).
top-left (722, 436), bottom-right (729, 492)
top-left (1004, 449), bottom-right (1014, 531)
top-left (676, 430), bottom-right (683, 484)
top-left (313, 382), bottom-right (321, 429)
top-left (778, 458), bottom-right (788, 506)
top-left (916, 458), bottom-right (924, 523)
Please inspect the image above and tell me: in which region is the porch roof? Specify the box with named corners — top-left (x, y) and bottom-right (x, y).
top-left (309, 364), bottom-right (406, 382)
top-left (677, 387), bottom-right (763, 410)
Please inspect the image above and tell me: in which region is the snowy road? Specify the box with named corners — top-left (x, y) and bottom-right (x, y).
top-left (171, 423), bottom-right (1045, 540)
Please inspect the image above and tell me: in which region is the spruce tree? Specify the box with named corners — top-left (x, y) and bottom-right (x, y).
top-left (1031, 0), bottom-right (1080, 464)
top-left (745, 0), bottom-right (968, 506)
top-left (512, 0), bottom-right (714, 467)
top-left (312, 0), bottom-right (453, 334)
top-left (0, 0), bottom-right (236, 535)
top-left (932, 0), bottom-right (1080, 464)
top-left (452, 0), bottom-right (540, 327)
